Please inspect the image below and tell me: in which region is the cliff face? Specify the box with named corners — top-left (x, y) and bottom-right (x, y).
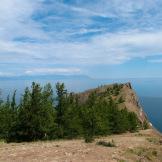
top-left (121, 83), bottom-right (148, 124)
top-left (77, 82), bottom-right (149, 126)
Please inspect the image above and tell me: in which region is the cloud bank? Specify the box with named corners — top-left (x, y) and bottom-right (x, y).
top-left (0, 0), bottom-right (162, 76)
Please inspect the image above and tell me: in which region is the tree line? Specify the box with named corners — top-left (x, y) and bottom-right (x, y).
top-left (0, 82), bottom-right (141, 142)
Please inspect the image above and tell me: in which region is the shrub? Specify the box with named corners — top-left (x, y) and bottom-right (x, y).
top-left (96, 139), bottom-right (116, 147)
top-left (143, 120), bottom-right (149, 129)
top-left (84, 135), bottom-right (94, 143)
top-left (118, 96), bottom-right (125, 103)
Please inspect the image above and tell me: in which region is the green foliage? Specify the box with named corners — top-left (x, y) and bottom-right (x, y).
top-left (127, 147), bottom-right (158, 160)
top-left (146, 137), bottom-right (160, 145)
top-left (113, 83), bottom-right (122, 96)
top-left (81, 92), bottom-right (98, 142)
top-left (0, 82), bottom-right (141, 142)
top-left (55, 82), bottom-right (68, 138)
top-left (143, 120), bottom-right (149, 130)
top-left (0, 92), bottom-right (18, 140)
top-left (63, 93), bottom-right (82, 138)
top-left (118, 96), bottom-right (125, 103)
top-left (127, 112), bottom-right (139, 132)
top-left (84, 135), bottom-right (94, 143)
top-left (0, 104), bottom-right (14, 139)
top-left (7, 83), bottom-right (56, 142)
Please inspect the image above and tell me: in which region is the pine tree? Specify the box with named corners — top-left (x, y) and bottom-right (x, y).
top-left (41, 83), bottom-right (56, 139)
top-left (127, 112), bottom-right (139, 132)
top-left (81, 92), bottom-right (98, 142)
top-left (8, 90), bottom-right (18, 140)
top-left (12, 87), bottom-right (33, 141)
top-left (11, 90), bottom-right (17, 111)
top-left (94, 99), bottom-right (111, 135)
top-left (55, 82), bottom-right (67, 138)
top-left (0, 103), bottom-right (13, 139)
top-left (63, 93), bottom-right (82, 138)
top-left (8, 83), bottom-right (57, 142)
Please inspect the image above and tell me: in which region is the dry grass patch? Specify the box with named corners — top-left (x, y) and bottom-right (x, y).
top-left (96, 139), bottom-right (116, 147)
top-left (146, 137), bottom-right (161, 145)
top-left (126, 147), bottom-right (158, 161)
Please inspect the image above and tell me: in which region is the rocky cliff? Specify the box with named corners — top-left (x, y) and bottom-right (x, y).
top-left (77, 82), bottom-right (150, 127)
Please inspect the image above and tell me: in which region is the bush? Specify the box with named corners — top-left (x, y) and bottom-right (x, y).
top-left (118, 96), bottom-right (124, 103)
top-left (84, 135), bottom-right (94, 143)
top-left (96, 139), bottom-right (116, 147)
top-left (143, 120), bottom-right (149, 130)
top-left (152, 150), bottom-right (158, 156)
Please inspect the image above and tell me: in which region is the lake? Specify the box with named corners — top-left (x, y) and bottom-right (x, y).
top-left (140, 97), bottom-right (162, 132)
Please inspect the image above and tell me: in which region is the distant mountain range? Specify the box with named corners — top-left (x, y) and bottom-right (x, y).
top-left (1, 75), bottom-right (162, 97)
top-left (0, 74), bottom-right (92, 81)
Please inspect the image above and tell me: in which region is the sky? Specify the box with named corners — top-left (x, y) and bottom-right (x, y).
top-left (1, 0), bottom-right (162, 78)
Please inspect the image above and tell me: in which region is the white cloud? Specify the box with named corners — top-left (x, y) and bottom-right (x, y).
top-left (0, 0), bottom-right (48, 41)
top-left (25, 68), bottom-right (81, 75)
top-left (1, 0), bottom-right (162, 76)
top-left (1, 30), bottom-right (162, 65)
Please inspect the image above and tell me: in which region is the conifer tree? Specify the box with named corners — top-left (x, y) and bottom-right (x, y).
top-left (81, 92), bottom-right (98, 142)
top-left (55, 82), bottom-right (67, 138)
top-left (63, 93), bottom-right (81, 138)
top-left (41, 83), bottom-right (56, 139)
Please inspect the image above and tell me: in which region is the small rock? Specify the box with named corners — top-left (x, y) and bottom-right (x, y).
top-left (159, 139), bottom-right (162, 145)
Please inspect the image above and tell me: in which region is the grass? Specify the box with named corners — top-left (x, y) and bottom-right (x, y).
top-left (146, 137), bottom-right (160, 145)
top-left (152, 150), bottom-right (158, 156)
top-left (96, 139), bottom-right (116, 147)
top-left (0, 139), bottom-right (5, 144)
top-left (135, 133), bottom-right (143, 137)
top-left (126, 147), bottom-right (158, 161)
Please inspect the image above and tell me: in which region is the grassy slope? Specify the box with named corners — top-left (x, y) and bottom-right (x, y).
top-left (0, 129), bottom-right (161, 162)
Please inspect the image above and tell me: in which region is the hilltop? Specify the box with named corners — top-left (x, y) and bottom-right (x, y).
top-left (0, 82), bottom-right (161, 162)
top-left (77, 82), bottom-right (149, 127)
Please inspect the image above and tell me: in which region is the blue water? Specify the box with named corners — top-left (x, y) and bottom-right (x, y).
top-left (140, 97), bottom-right (162, 132)
top-left (0, 76), bottom-right (161, 132)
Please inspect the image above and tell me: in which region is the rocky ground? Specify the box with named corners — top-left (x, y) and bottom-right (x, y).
top-left (0, 129), bottom-right (161, 162)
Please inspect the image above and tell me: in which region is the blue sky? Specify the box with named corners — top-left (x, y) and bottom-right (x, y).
top-left (1, 0), bottom-right (162, 78)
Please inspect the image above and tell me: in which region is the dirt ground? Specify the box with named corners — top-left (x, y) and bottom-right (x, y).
top-left (0, 129), bottom-right (161, 162)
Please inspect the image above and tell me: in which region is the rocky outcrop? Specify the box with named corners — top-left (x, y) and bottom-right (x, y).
top-left (121, 83), bottom-right (148, 124)
top-left (77, 82), bottom-right (149, 127)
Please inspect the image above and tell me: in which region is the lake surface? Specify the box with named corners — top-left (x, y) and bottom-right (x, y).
top-left (140, 97), bottom-right (162, 132)
top-left (0, 76), bottom-right (161, 132)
